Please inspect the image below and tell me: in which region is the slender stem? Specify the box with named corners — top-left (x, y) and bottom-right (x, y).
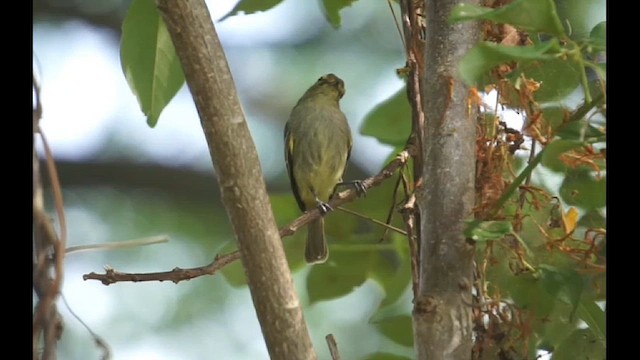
top-left (336, 206), bottom-right (407, 236)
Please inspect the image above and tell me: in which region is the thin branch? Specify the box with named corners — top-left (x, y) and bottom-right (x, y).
top-left (38, 131), bottom-right (68, 248)
top-left (66, 235), bottom-right (169, 255)
top-left (325, 334), bottom-right (341, 360)
top-left (514, 138), bottom-right (537, 232)
top-left (399, 0), bottom-right (426, 302)
top-left (379, 172), bottom-right (405, 242)
top-left (61, 294), bottom-right (112, 360)
top-left (400, 193), bottom-right (419, 298)
top-left (386, 0), bottom-right (406, 51)
top-left (83, 253), bottom-right (240, 285)
top-left (84, 146), bottom-right (415, 285)
top-left (336, 206), bottom-right (407, 236)
top-left (33, 71), bottom-right (65, 360)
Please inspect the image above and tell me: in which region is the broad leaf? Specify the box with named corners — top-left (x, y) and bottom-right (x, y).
top-left (590, 21), bottom-right (606, 51)
top-left (551, 328), bottom-right (605, 360)
top-left (121, 0), bottom-right (185, 127)
top-left (513, 58), bottom-right (581, 103)
top-left (307, 251), bottom-right (368, 303)
top-left (450, 0), bottom-right (565, 36)
top-left (220, 0), bottom-right (282, 20)
top-left (373, 315), bottom-right (413, 347)
top-left (321, 0), bottom-right (358, 28)
top-left (546, 106), bottom-right (606, 142)
top-left (507, 273), bottom-right (557, 319)
top-left (576, 301), bottom-right (606, 343)
top-left (541, 139), bottom-right (584, 173)
top-left (360, 86), bottom-right (411, 146)
top-left (559, 169), bottom-right (606, 210)
top-left (458, 40), bottom-right (560, 86)
top-left (465, 220), bottom-right (513, 241)
top-left (369, 236), bottom-right (411, 308)
top-left (539, 265), bottom-right (584, 320)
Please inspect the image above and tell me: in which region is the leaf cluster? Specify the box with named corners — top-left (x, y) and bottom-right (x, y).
top-left (450, 1), bottom-right (606, 358)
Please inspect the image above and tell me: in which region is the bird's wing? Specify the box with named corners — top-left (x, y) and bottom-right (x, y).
top-left (284, 121), bottom-right (307, 211)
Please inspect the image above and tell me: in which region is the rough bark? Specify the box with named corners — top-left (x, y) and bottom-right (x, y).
top-left (413, 0), bottom-right (479, 359)
top-left (154, 1), bottom-right (316, 359)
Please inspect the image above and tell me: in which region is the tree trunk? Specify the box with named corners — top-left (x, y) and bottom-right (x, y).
top-left (155, 1), bottom-right (316, 359)
top-left (413, 0), bottom-right (479, 359)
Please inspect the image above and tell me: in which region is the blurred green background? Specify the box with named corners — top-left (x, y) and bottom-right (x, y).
top-left (33, 0), bottom-right (605, 359)
top-left (34, 0), bottom-right (413, 359)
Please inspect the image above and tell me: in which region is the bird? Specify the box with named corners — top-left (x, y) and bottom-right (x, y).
top-left (284, 74), bottom-right (353, 264)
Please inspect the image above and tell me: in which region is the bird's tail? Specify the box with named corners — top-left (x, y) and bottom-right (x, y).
top-left (305, 218), bottom-right (328, 264)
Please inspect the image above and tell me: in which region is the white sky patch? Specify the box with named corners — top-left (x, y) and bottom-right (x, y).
top-left (34, 21), bottom-right (121, 160)
top-left (481, 89), bottom-right (525, 130)
top-left (210, 0), bottom-right (327, 46)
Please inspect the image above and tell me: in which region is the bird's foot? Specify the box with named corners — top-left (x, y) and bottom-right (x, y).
top-left (337, 180), bottom-right (367, 197)
top-left (316, 200), bottom-right (333, 215)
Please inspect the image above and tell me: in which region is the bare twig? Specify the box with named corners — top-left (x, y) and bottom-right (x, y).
top-left (398, 0), bottom-right (426, 298)
top-left (386, 0), bottom-right (406, 51)
top-left (514, 138), bottom-right (537, 232)
top-left (61, 294), bottom-right (112, 360)
top-left (33, 71), bottom-right (66, 360)
top-left (400, 193), bottom-right (419, 298)
top-left (337, 206), bottom-right (407, 236)
top-left (379, 172), bottom-right (405, 242)
top-left (84, 146), bottom-right (416, 285)
top-left (66, 235), bottom-right (169, 255)
top-left (83, 252), bottom-right (241, 285)
top-left (325, 334), bottom-right (341, 360)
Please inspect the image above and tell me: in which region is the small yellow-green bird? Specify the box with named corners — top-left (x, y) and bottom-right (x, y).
top-left (285, 74), bottom-right (353, 264)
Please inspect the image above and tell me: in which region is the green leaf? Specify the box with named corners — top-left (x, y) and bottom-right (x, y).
top-left (220, 0), bottom-right (282, 20)
top-left (220, 252), bottom-right (248, 287)
top-left (306, 233), bottom-right (409, 304)
top-left (450, 0), bottom-right (565, 36)
top-left (370, 297), bottom-right (410, 323)
top-left (557, 121), bottom-right (606, 143)
top-left (360, 87), bottom-right (411, 146)
top-left (458, 39), bottom-right (560, 86)
top-left (515, 58), bottom-right (581, 103)
top-left (270, 194), bottom-right (308, 270)
top-left (449, 4), bottom-right (493, 19)
top-left (271, 194), bottom-right (304, 225)
top-left (544, 106), bottom-right (606, 143)
top-left (306, 251), bottom-right (368, 303)
top-left (541, 139), bottom-right (584, 172)
top-left (542, 106), bottom-right (569, 128)
top-left (576, 301), bottom-right (606, 343)
top-left (321, 0), bottom-right (357, 28)
top-left (374, 315), bottom-right (413, 347)
top-left (538, 265), bottom-right (584, 320)
top-left (535, 301), bottom-right (579, 351)
top-left (589, 21), bottom-right (606, 51)
top-left (507, 273), bottom-right (557, 318)
top-left (559, 169), bottom-right (606, 210)
top-left (364, 352), bottom-right (412, 360)
top-left (577, 210), bottom-right (605, 229)
top-left (369, 236), bottom-right (411, 308)
top-left (551, 328), bottom-right (606, 360)
top-left (465, 220), bottom-right (513, 241)
top-left (121, 0), bottom-right (185, 127)
top-left (324, 205), bottom-right (359, 242)
top-left (556, 0), bottom-right (606, 41)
